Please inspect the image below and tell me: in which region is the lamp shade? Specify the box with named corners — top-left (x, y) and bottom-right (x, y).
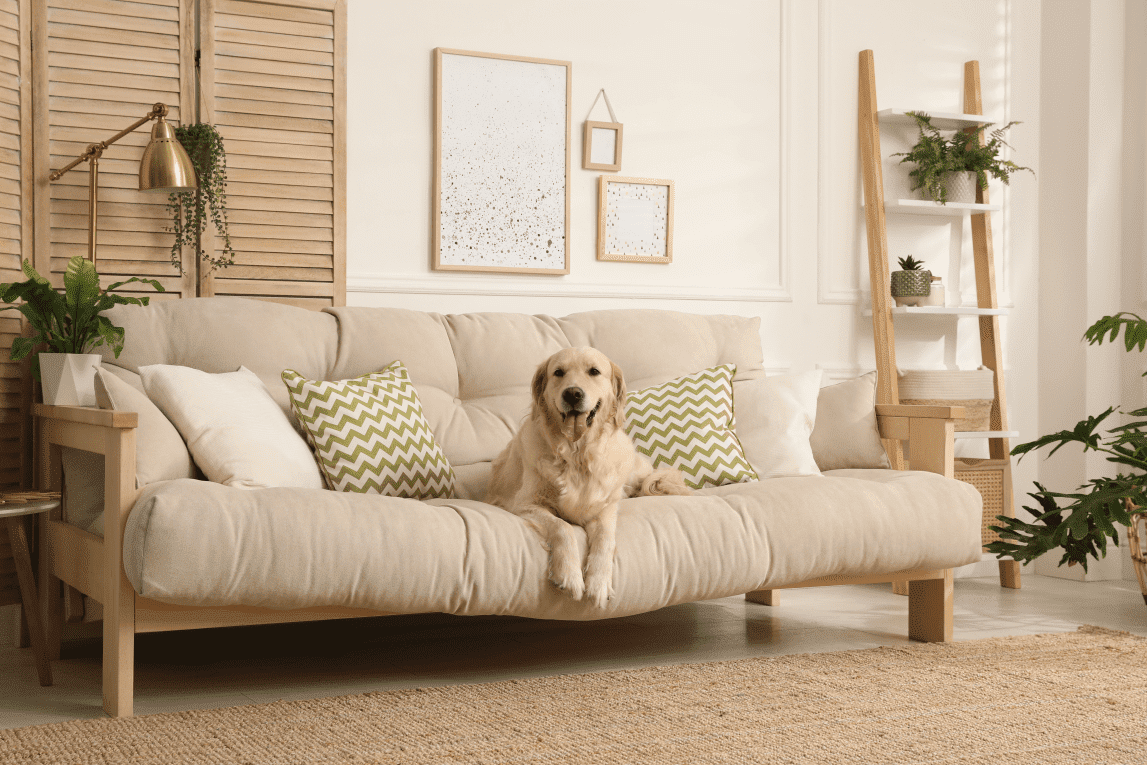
top-left (138, 117), bottom-right (197, 193)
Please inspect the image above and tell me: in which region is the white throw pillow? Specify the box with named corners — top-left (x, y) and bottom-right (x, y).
top-left (139, 364), bottom-right (324, 490)
top-left (809, 371), bottom-right (892, 470)
top-left (733, 369), bottom-right (823, 478)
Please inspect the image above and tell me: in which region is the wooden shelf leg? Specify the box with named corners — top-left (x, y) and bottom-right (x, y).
top-left (745, 589), bottom-right (778, 606)
top-left (908, 569), bottom-right (953, 643)
top-left (998, 559), bottom-right (1021, 589)
top-left (6, 517), bottom-right (53, 686)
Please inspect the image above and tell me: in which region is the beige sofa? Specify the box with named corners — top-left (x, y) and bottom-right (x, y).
top-left (34, 298), bottom-right (982, 717)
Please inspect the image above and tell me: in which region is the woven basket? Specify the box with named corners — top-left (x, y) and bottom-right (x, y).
top-left (898, 368), bottom-right (995, 431)
top-left (955, 458), bottom-right (1012, 548)
top-left (1128, 501), bottom-right (1147, 606)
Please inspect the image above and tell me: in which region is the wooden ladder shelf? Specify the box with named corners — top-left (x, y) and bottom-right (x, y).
top-left (858, 49), bottom-right (1021, 591)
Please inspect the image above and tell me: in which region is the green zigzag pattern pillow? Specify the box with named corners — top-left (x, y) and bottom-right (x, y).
top-left (625, 364), bottom-right (758, 490)
top-left (282, 362), bottom-right (456, 499)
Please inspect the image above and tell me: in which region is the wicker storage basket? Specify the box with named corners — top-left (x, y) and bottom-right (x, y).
top-left (1128, 501), bottom-right (1147, 606)
top-left (954, 458), bottom-right (1013, 549)
top-left (898, 368), bottom-right (995, 431)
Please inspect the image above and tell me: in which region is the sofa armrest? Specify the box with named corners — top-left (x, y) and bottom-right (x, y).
top-left (874, 404), bottom-right (966, 478)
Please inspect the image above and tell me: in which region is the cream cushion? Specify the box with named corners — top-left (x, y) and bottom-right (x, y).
top-left (809, 372), bottom-right (891, 470)
top-left (734, 369), bottom-right (823, 478)
top-left (139, 364), bottom-right (324, 490)
top-left (121, 471), bottom-right (983, 617)
top-left (95, 367), bottom-right (195, 487)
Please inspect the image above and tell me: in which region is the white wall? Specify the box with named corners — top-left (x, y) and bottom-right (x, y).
top-left (345, 2), bottom-right (1043, 576)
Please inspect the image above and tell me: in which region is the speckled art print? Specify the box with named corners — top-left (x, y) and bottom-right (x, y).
top-left (433, 49), bottom-right (571, 274)
top-left (597, 176), bottom-right (674, 264)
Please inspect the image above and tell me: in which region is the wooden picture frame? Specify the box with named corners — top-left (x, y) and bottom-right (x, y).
top-left (433, 48), bottom-right (571, 275)
top-left (597, 176), bottom-right (674, 264)
top-left (583, 120), bottom-right (623, 171)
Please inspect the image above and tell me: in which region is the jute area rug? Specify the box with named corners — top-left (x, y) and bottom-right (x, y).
top-left (1, 626), bottom-right (1144, 765)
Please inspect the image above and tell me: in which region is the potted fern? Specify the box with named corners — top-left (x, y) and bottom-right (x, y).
top-left (890, 255), bottom-right (931, 306)
top-left (894, 112), bottom-right (1034, 205)
top-left (0, 256), bottom-right (163, 406)
top-left (987, 312), bottom-right (1147, 603)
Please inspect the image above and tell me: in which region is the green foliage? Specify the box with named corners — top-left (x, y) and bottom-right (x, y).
top-left (987, 312), bottom-right (1147, 571)
top-left (892, 112), bottom-right (1034, 205)
top-left (897, 255), bottom-right (925, 271)
top-left (0, 256), bottom-right (163, 379)
top-left (167, 123), bottom-right (235, 275)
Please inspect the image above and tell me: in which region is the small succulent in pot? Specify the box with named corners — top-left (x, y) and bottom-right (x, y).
top-left (890, 256), bottom-right (931, 306)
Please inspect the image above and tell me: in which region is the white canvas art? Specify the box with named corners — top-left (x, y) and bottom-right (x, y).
top-left (434, 49), bottom-right (570, 274)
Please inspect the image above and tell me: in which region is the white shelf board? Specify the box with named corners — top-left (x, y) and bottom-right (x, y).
top-left (876, 109), bottom-right (994, 129)
top-left (953, 431), bottom-right (1020, 440)
top-left (886, 199), bottom-right (1001, 216)
top-left (863, 306), bottom-right (1010, 317)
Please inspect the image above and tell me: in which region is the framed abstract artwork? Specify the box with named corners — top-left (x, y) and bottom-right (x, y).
top-left (433, 48), bottom-right (571, 275)
top-left (597, 176), bottom-right (674, 264)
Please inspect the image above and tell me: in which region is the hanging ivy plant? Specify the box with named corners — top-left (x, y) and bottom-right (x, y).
top-left (167, 123), bottom-right (236, 274)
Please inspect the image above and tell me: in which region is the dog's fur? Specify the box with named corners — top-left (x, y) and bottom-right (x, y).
top-left (486, 347), bottom-right (693, 608)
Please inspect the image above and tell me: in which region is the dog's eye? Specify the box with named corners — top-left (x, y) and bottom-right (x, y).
top-left (553, 369), bottom-right (564, 378)
top-left (588, 367), bottom-right (601, 376)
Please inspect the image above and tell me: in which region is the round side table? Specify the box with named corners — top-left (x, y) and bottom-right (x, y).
top-left (1, 492), bottom-right (61, 687)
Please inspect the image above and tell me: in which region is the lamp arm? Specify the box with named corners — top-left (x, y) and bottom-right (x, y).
top-left (48, 103), bottom-right (170, 181)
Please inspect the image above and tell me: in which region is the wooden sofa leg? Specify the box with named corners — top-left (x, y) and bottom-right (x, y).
top-left (908, 569), bottom-right (953, 643)
top-left (999, 560), bottom-right (1021, 589)
top-left (103, 577), bottom-right (135, 717)
top-left (745, 589), bottom-right (778, 606)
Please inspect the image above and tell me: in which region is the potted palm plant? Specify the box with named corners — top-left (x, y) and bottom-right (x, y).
top-left (987, 312), bottom-right (1147, 604)
top-left (894, 112), bottom-right (1034, 205)
top-left (0, 256), bottom-right (163, 405)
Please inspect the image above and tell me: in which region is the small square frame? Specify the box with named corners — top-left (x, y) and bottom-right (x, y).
top-left (583, 121), bottom-right (623, 172)
top-left (597, 175), bottom-right (674, 264)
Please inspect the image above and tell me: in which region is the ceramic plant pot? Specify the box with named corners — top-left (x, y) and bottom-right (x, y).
top-left (890, 269), bottom-right (932, 306)
top-left (39, 353), bottom-right (102, 407)
top-left (924, 171), bottom-right (978, 204)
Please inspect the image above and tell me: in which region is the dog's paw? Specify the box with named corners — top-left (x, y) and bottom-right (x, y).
top-left (548, 557), bottom-right (585, 600)
top-left (584, 572), bottom-right (614, 609)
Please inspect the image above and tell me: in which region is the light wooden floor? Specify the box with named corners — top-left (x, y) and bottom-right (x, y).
top-left (0, 573), bottom-right (1143, 729)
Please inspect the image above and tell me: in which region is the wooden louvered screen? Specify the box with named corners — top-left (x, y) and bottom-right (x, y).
top-left (0, 0), bottom-right (31, 492)
top-left (32, 0), bottom-right (195, 298)
top-left (200, 0), bottom-right (345, 309)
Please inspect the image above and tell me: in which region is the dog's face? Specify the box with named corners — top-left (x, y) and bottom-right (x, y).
top-left (533, 347), bottom-right (626, 442)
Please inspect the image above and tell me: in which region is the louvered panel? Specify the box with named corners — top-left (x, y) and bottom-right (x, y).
top-left (0, 0), bottom-right (30, 495)
top-left (35, 0), bottom-right (194, 298)
top-left (202, 0), bottom-right (344, 308)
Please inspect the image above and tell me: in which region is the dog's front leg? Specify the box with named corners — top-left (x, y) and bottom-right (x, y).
top-left (520, 505), bottom-right (585, 601)
top-left (583, 504), bottom-right (618, 609)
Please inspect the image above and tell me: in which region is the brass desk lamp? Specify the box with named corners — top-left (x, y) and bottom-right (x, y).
top-left (48, 102), bottom-right (198, 269)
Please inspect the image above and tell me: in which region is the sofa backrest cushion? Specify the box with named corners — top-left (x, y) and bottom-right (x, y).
top-left (101, 298), bottom-right (767, 471)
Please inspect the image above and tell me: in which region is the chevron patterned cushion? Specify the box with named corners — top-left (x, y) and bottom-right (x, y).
top-left (625, 364), bottom-right (758, 490)
top-left (282, 362), bottom-right (456, 498)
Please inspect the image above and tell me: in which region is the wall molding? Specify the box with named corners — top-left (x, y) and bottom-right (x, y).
top-left (347, 273), bottom-right (791, 302)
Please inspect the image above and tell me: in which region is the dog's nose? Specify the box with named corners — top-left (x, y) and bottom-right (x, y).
top-left (562, 387), bottom-right (585, 407)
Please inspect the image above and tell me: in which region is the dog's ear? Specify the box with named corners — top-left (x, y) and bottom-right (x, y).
top-left (610, 361), bottom-right (627, 429)
top-left (532, 360), bottom-right (549, 413)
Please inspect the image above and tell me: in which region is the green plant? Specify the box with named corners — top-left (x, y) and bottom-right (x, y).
top-left (0, 256), bottom-right (163, 379)
top-left (893, 112), bottom-right (1034, 204)
top-left (167, 123), bottom-right (235, 275)
top-left (897, 255), bottom-right (925, 271)
top-left (987, 312), bottom-right (1147, 571)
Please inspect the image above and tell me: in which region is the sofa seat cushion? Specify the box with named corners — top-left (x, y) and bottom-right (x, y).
top-left (122, 471), bottom-right (982, 620)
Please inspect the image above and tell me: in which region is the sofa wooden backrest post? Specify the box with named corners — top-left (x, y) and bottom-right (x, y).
top-left (35, 402), bottom-right (966, 718)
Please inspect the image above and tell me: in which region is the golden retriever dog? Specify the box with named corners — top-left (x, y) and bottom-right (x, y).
top-left (486, 347), bottom-right (692, 608)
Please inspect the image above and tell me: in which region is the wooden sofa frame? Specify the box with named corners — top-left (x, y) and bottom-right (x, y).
top-left (33, 401), bottom-right (965, 718)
